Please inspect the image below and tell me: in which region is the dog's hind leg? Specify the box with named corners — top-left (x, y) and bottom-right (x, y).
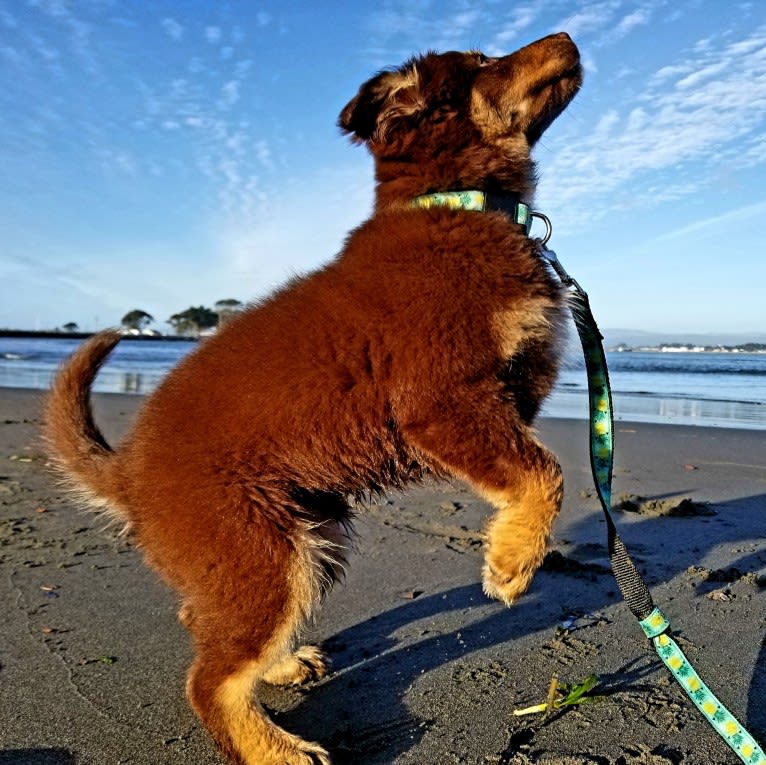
top-left (399, 381), bottom-right (563, 606)
top-left (187, 650), bottom-right (330, 765)
top-left (182, 521), bottom-right (335, 765)
top-left (260, 516), bottom-right (350, 689)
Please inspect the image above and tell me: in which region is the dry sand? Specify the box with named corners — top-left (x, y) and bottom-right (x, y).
top-left (1, 387), bottom-right (764, 764)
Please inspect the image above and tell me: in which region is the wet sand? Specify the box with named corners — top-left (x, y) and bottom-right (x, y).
top-left (1, 387), bottom-right (765, 764)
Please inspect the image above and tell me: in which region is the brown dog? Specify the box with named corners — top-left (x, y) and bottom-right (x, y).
top-left (44, 33), bottom-right (582, 765)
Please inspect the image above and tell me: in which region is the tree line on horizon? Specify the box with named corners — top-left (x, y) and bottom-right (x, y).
top-left (60, 299), bottom-right (244, 337)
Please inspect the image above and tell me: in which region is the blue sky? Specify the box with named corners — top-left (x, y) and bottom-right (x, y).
top-left (2, 1), bottom-right (765, 337)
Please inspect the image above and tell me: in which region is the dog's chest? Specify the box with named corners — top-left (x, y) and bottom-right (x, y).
top-left (491, 295), bottom-right (561, 362)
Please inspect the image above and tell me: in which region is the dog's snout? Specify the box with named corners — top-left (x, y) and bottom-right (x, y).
top-left (548, 32), bottom-right (580, 60)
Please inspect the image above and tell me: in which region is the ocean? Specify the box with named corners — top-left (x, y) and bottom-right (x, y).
top-left (1, 336), bottom-right (765, 430)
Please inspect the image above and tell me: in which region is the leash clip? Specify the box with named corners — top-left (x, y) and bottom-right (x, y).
top-left (538, 244), bottom-right (586, 296)
top-left (530, 211), bottom-right (585, 295)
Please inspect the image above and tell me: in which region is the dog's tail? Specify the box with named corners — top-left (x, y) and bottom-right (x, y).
top-left (43, 329), bottom-right (131, 519)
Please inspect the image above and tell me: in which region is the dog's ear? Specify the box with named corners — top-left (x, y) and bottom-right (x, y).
top-left (339, 62), bottom-right (424, 144)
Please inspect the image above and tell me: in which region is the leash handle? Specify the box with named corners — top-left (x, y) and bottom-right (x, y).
top-left (541, 243), bottom-right (765, 765)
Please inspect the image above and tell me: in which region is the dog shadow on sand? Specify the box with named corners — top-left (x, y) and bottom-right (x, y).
top-left (0, 751), bottom-right (75, 765)
top-left (277, 491), bottom-right (766, 764)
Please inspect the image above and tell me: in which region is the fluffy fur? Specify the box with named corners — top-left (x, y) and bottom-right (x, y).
top-left (44, 33), bottom-right (582, 765)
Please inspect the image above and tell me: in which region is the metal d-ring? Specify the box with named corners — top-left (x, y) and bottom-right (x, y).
top-left (530, 211), bottom-right (552, 245)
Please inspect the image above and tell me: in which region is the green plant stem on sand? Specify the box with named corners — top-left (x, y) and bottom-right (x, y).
top-left (513, 674), bottom-right (602, 717)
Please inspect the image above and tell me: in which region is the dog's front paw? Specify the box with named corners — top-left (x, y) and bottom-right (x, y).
top-left (481, 560), bottom-right (537, 606)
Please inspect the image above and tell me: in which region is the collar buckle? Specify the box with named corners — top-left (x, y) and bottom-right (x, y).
top-left (411, 190), bottom-right (533, 234)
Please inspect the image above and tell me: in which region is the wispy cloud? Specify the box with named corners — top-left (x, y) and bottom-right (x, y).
top-left (205, 25), bottom-right (221, 44)
top-left (0, 6), bottom-right (17, 28)
top-left (30, 33), bottom-right (62, 69)
top-left (485, 6), bottom-right (545, 56)
top-left (96, 148), bottom-right (138, 177)
top-left (557, 0), bottom-right (660, 46)
top-left (218, 79), bottom-right (240, 108)
top-left (0, 45), bottom-right (22, 64)
top-left (212, 162), bottom-right (373, 295)
top-left (161, 17), bottom-right (184, 41)
top-left (365, 1), bottom-right (659, 63)
top-left (538, 24), bottom-right (766, 227)
top-left (29, 0), bottom-right (97, 71)
top-left (558, 0), bottom-right (621, 38)
top-left (366, 1), bottom-right (546, 62)
top-left (653, 197), bottom-right (766, 242)
top-left (137, 59), bottom-right (266, 219)
top-left (614, 6), bottom-right (652, 36)
top-left (4, 4), bottom-right (278, 235)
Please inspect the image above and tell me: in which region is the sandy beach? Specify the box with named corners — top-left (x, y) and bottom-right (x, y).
top-left (1, 387), bottom-right (764, 764)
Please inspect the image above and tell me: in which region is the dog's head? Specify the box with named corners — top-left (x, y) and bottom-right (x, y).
top-left (339, 33), bottom-right (581, 201)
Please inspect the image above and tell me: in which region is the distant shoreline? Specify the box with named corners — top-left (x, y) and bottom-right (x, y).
top-left (609, 345), bottom-right (766, 354)
top-left (0, 329), bottom-right (197, 342)
top-left (3, 330), bottom-right (763, 353)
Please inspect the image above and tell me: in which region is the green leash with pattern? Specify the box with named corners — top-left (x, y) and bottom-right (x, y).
top-left (411, 191), bottom-right (764, 761)
top-left (540, 239), bottom-right (765, 765)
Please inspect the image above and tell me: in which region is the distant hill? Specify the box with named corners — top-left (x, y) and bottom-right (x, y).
top-left (599, 329), bottom-right (766, 349)
top-left (561, 328), bottom-right (766, 354)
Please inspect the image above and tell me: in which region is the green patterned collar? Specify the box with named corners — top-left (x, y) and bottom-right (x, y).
top-left (410, 190), bottom-right (532, 233)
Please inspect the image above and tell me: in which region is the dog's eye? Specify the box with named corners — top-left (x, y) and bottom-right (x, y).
top-left (478, 53), bottom-right (492, 66)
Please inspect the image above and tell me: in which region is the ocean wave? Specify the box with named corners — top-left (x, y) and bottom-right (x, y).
top-left (555, 386), bottom-right (766, 407)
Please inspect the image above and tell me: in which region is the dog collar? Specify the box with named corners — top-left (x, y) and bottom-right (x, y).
top-left (410, 190), bottom-right (532, 233)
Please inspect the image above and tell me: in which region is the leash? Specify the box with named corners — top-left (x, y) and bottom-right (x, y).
top-left (408, 192), bottom-right (763, 760)
top-left (539, 237), bottom-right (765, 765)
